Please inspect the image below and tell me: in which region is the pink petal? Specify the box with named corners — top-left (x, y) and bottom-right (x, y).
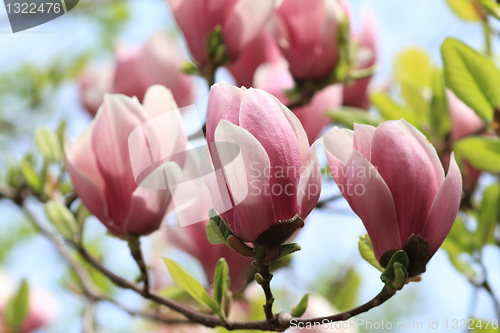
top-left (343, 150), bottom-right (401, 260)
top-left (342, 11), bottom-right (378, 109)
top-left (239, 89), bottom-right (301, 221)
top-left (223, 0), bottom-right (275, 60)
top-left (370, 120), bottom-right (445, 243)
top-left (65, 126), bottom-right (118, 233)
top-left (293, 84), bottom-right (343, 144)
top-left (321, 126), bottom-right (354, 186)
top-left (297, 142), bottom-right (322, 219)
top-left (447, 90), bottom-right (485, 142)
top-left (214, 120), bottom-right (277, 242)
top-left (226, 30), bottom-right (282, 88)
top-left (167, 0), bottom-right (208, 64)
top-left (122, 185), bottom-right (169, 235)
top-left (353, 123), bottom-right (376, 159)
top-left (273, 0), bottom-right (326, 79)
top-left (137, 33), bottom-right (194, 108)
top-left (253, 59), bottom-right (294, 105)
top-left (206, 82), bottom-right (244, 145)
top-left (92, 94), bottom-right (150, 227)
top-left (422, 153), bottom-right (463, 254)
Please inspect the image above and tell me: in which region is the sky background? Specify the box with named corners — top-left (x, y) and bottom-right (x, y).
top-left (0, 0), bottom-right (499, 332)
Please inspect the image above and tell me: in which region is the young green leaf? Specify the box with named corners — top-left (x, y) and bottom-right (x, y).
top-left (327, 107), bottom-right (383, 129)
top-left (380, 250), bottom-right (409, 288)
top-left (445, 0), bottom-right (483, 21)
top-left (371, 93), bottom-right (419, 127)
top-left (45, 201), bottom-right (78, 240)
top-left (3, 279), bottom-right (29, 332)
top-left (291, 293), bottom-right (310, 318)
top-left (430, 67), bottom-right (451, 137)
top-left (213, 258), bottom-right (229, 307)
top-left (20, 158), bottom-right (43, 194)
top-left (207, 209), bottom-right (234, 246)
top-left (475, 183), bottom-right (500, 248)
top-left (163, 258), bottom-right (224, 318)
top-left (275, 243), bottom-right (301, 261)
top-left (358, 234), bottom-right (384, 272)
top-left (442, 38), bottom-right (500, 121)
top-left (454, 137), bottom-right (500, 172)
top-left (35, 128), bottom-right (62, 162)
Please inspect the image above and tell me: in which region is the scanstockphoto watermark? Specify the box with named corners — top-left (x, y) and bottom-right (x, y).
top-left (290, 318), bottom-right (428, 330)
top-left (127, 103), bottom-right (381, 227)
top-left (3, 0), bottom-right (79, 33)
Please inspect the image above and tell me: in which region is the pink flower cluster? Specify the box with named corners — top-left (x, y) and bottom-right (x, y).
top-left (68, 0), bottom-right (465, 288)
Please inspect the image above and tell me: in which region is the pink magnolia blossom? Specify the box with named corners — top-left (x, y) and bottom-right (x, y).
top-left (226, 30), bottom-right (282, 88)
top-left (322, 120), bottom-right (462, 261)
top-left (254, 59), bottom-right (343, 144)
top-left (271, 0), bottom-right (347, 80)
top-left (447, 89), bottom-right (485, 142)
top-left (66, 86), bottom-right (187, 237)
top-left (166, 188), bottom-right (253, 293)
top-left (342, 11), bottom-right (378, 109)
top-left (167, 0), bottom-right (275, 65)
top-left (0, 275), bottom-right (59, 333)
top-left (80, 32), bottom-right (194, 117)
top-left (205, 82), bottom-right (321, 242)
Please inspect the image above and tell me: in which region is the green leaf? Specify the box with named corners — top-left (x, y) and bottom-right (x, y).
top-left (3, 279), bottom-right (29, 332)
top-left (445, 0), bottom-right (483, 21)
top-left (442, 216), bottom-right (475, 255)
top-left (442, 38), bottom-right (500, 121)
top-left (207, 209), bottom-right (234, 246)
top-left (371, 93), bottom-right (419, 127)
top-left (20, 157), bottom-right (43, 193)
top-left (326, 267), bottom-right (361, 311)
top-left (327, 107), bottom-right (383, 129)
top-left (45, 201), bottom-right (78, 240)
top-left (35, 128), bottom-right (62, 162)
top-left (358, 234), bottom-right (384, 272)
top-left (275, 243), bottom-right (301, 261)
top-left (394, 47), bottom-right (432, 87)
top-left (475, 183), bottom-right (500, 248)
top-left (213, 258), bottom-right (229, 307)
top-left (454, 136), bottom-right (500, 172)
top-left (291, 293), bottom-right (310, 318)
top-left (163, 258), bottom-right (223, 318)
top-left (380, 250), bottom-right (409, 287)
top-left (430, 67), bottom-right (451, 137)
top-left (56, 119), bottom-right (67, 153)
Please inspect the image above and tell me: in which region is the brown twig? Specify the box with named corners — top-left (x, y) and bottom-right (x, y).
top-left (17, 193), bottom-right (397, 331)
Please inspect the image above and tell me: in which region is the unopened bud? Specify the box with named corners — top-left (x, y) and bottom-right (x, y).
top-left (255, 273), bottom-right (264, 285)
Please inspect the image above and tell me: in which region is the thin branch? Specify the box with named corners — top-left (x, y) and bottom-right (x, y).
top-left (294, 286), bottom-right (396, 325)
top-left (83, 300), bottom-right (96, 333)
top-left (127, 235), bottom-right (150, 294)
top-left (19, 195), bottom-right (397, 331)
top-left (255, 261), bottom-right (275, 323)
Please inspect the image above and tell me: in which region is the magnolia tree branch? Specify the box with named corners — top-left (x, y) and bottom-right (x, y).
top-left (13, 192), bottom-right (397, 331)
top-left (20, 200), bottom-right (204, 327)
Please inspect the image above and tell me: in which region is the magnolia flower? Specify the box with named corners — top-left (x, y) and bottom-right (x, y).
top-left (322, 120), bottom-right (462, 264)
top-left (205, 82), bottom-right (321, 243)
top-left (226, 30), bottom-right (282, 88)
top-left (272, 0), bottom-right (347, 80)
top-left (80, 32), bottom-right (194, 116)
top-left (0, 275), bottom-right (59, 333)
top-left (447, 89), bottom-right (484, 142)
top-left (167, 0), bottom-right (275, 65)
top-left (166, 188), bottom-right (253, 293)
top-left (342, 10), bottom-right (378, 110)
top-left (254, 59), bottom-right (343, 144)
top-left (66, 86), bottom-right (187, 236)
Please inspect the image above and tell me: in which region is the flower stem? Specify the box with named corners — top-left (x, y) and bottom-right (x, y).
top-left (127, 235), bottom-right (149, 295)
